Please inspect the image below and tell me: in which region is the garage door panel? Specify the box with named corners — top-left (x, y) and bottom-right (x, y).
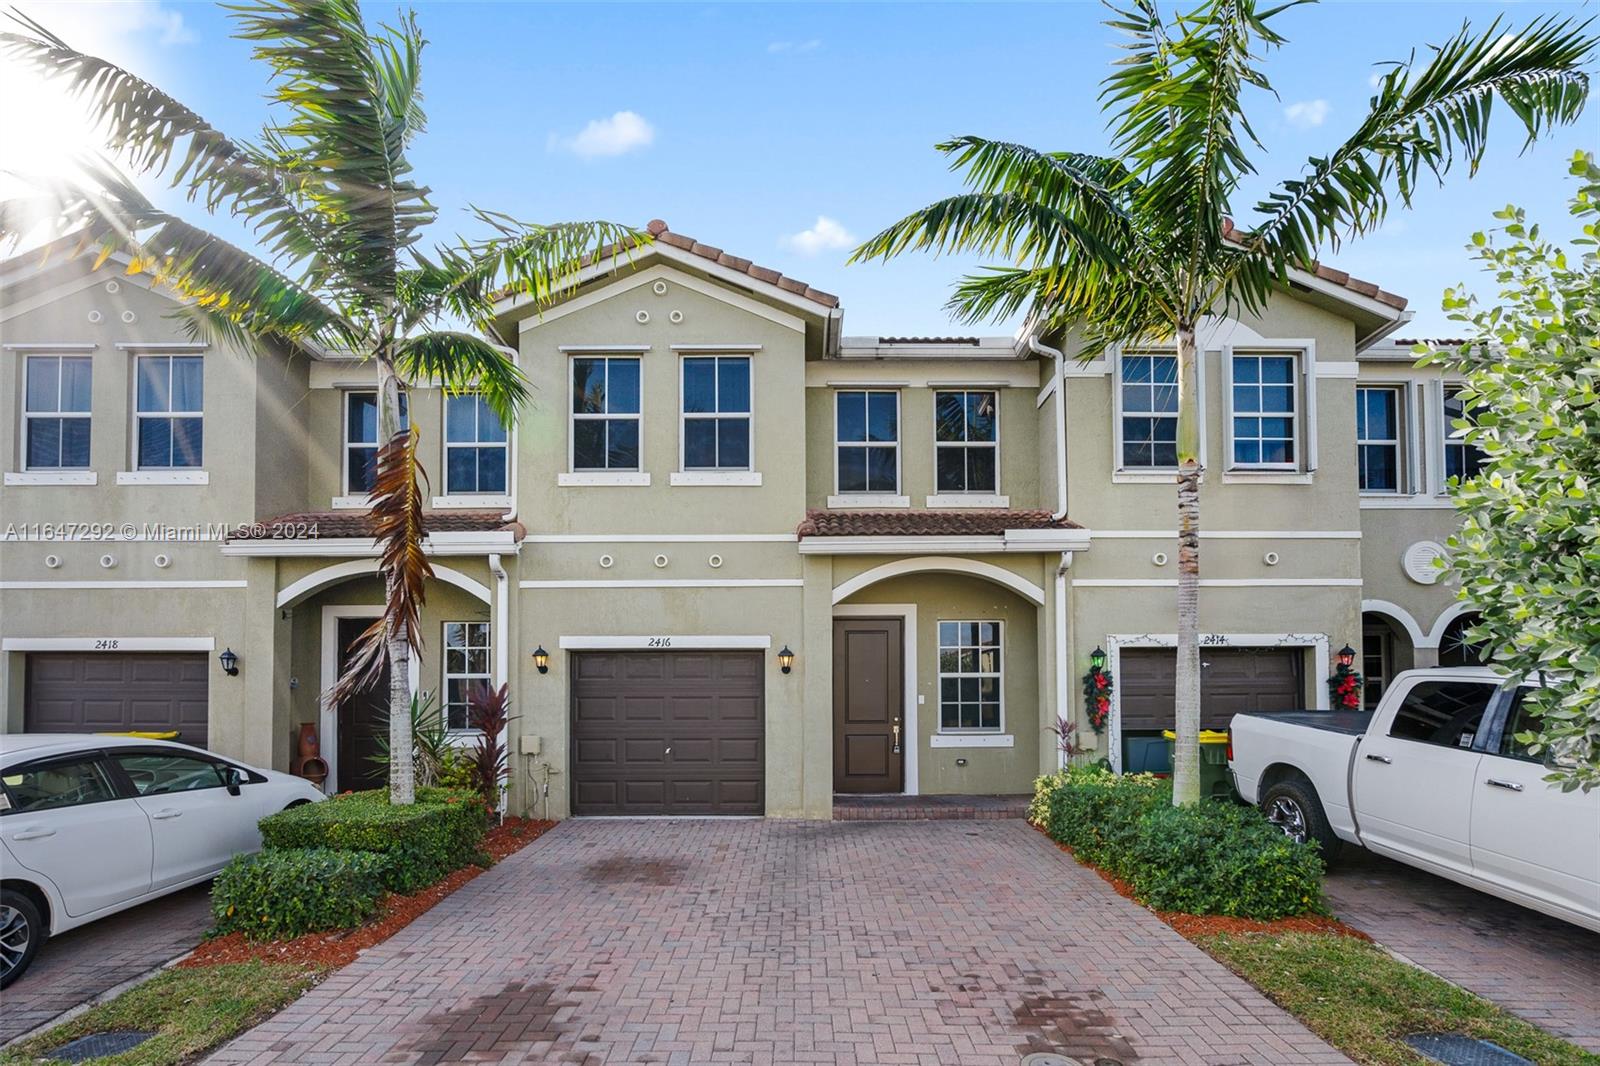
top-left (1119, 648), bottom-right (1302, 732)
top-left (572, 650), bottom-right (764, 816)
top-left (25, 652), bottom-right (209, 748)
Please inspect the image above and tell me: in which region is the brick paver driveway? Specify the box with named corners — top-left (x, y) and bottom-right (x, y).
top-left (1, 883), bottom-right (212, 1045)
top-left (1324, 849), bottom-right (1600, 1053)
top-left (210, 819), bottom-right (1347, 1066)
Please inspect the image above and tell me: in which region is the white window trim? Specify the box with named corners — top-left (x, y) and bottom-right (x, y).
top-left (568, 354), bottom-right (644, 476)
top-left (925, 494), bottom-right (1010, 508)
top-left (1356, 383), bottom-right (1406, 496)
top-left (932, 389), bottom-right (1001, 497)
top-left (330, 494), bottom-right (371, 509)
top-left (5, 471), bottom-right (97, 486)
top-left (441, 619), bottom-right (492, 733)
top-left (132, 353), bottom-right (204, 472)
top-left (670, 471), bottom-right (763, 487)
top-left (936, 619), bottom-right (1005, 735)
top-left (678, 353), bottom-right (755, 473)
top-left (21, 354), bottom-right (93, 473)
top-left (833, 388), bottom-right (902, 498)
top-left (443, 393), bottom-right (510, 498)
top-left (1223, 347), bottom-right (1308, 473)
top-left (1111, 346), bottom-right (1207, 481)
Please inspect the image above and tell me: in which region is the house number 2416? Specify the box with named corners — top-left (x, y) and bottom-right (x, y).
top-left (647, 637), bottom-right (672, 648)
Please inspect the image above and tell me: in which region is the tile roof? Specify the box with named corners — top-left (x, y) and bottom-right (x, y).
top-left (1220, 219), bottom-right (1408, 311)
top-left (796, 509), bottom-right (1081, 538)
top-left (877, 336), bottom-right (981, 345)
top-left (643, 220), bottom-right (840, 308)
top-left (228, 510), bottom-right (524, 541)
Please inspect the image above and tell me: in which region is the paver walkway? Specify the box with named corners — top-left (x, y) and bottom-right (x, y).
top-left (209, 819), bottom-right (1348, 1065)
top-left (1324, 848), bottom-right (1600, 1053)
top-left (0, 883), bottom-right (212, 1045)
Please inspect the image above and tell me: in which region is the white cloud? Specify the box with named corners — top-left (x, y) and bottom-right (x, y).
top-left (1283, 99), bottom-right (1330, 129)
top-left (781, 216), bottom-right (856, 256)
top-left (548, 111), bottom-right (655, 159)
top-left (768, 39), bottom-right (821, 54)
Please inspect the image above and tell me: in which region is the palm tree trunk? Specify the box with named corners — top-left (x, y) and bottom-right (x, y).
top-left (377, 358), bottom-right (416, 805)
top-left (1172, 322), bottom-right (1203, 807)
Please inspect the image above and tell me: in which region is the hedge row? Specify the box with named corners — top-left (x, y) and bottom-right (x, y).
top-left (212, 847), bottom-right (389, 940)
top-left (1031, 765), bottom-right (1325, 920)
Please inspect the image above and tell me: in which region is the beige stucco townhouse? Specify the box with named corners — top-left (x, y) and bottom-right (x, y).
top-left (0, 222), bottom-right (1484, 818)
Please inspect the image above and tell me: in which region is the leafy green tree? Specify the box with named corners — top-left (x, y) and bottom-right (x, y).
top-left (852, 0), bottom-right (1594, 804)
top-left (0, 1), bottom-right (640, 804)
top-left (1429, 151), bottom-right (1600, 792)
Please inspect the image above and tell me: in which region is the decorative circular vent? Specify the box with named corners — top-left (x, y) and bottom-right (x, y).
top-left (1263, 551), bottom-right (1280, 566)
top-left (635, 309), bottom-right (650, 323)
top-left (669, 309), bottom-right (684, 324)
top-left (652, 279), bottom-right (669, 295)
top-left (120, 309), bottom-right (137, 323)
top-left (1151, 552), bottom-right (1168, 567)
top-left (87, 309), bottom-right (103, 323)
top-left (44, 554), bottom-right (61, 569)
top-left (105, 279), bottom-right (121, 293)
top-left (154, 553), bottom-right (172, 569)
top-left (653, 553), bottom-right (669, 569)
top-left (1403, 541), bottom-right (1447, 585)
top-left (99, 553), bottom-right (117, 569)
top-left (598, 554), bottom-right (614, 569)
top-left (708, 553), bottom-right (723, 569)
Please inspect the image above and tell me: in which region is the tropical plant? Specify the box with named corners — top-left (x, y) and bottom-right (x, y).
top-left (852, 0), bottom-right (1595, 804)
top-left (0, 1), bottom-right (641, 804)
top-left (368, 691), bottom-right (451, 789)
top-left (465, 682), bottom-right (514, 813)
top-left (1428, 152), bottom-right (1600, 792)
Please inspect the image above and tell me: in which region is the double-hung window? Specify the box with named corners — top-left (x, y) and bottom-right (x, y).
top-left (572, 356), bottom-right (641, 471)
top-left (441, 621), bottom-right (491, 731)
top-left (24, 355), bottom-right (91, 470)
top-left (1442, 386), bottom-right (1485, 484)
top-left (135, 355), bottom-right (203, 469)
top-left (343, 390), bottom-right (409, 495)
top-left (1230, 353), bottom-right (1297, 468)
top-left (1119, 353), bottom-right (1178, 469)
top-left (1356, 385), bottom-right (1402, 493)
top-left (938, 621), bottom-right (1003, 732)
top-left (681, 356), bottom-right (751, 470)
top-left (934, 390), bottom-right (998, 493)
top-left (444, 394), bottom-right (508, 495)
top-left (835, 390), bottom-right (898, 494)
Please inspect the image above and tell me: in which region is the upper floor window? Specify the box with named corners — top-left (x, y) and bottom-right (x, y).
top-left (344, 390), bottom-right (410, 495)
top-left (836, 390), bottom-right (898, 494)
top-left (1229, 353), bottom-right (1297, 468)
top-left (682, 356), bottom-right (751, 470)
top-left (444, 394), bottom-right (507, 495)
top-left (934, 390), bottom-right (998, 493)
top-left (1356, 385), bottom-right (1402, 493)
top-left (571, 357), bottom-right (640, 471)
top-left (135, 355), bottom-right (203, 469)
top-left (24, 355), bottom-right (91, 470)
top-left (938, 620), bottom-right (1003, 732)
top-left (1119, 353), bottom-right (1178, 469)
top-left (442, 621), bottom-right (490, 731)
top-left (1442, 386), bottom-right (1485, 484)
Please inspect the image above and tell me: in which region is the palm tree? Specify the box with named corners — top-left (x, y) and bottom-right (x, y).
top-left (0, 0), bottom-right (641, 804)
top-left (852, 0), bottom-right (1594, 805)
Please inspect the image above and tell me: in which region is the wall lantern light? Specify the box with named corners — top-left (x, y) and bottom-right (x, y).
top-left (219, 648), bottom-right (240, 676)
top-left (1337, 643), bottom-right (1357, 669)
top-left (777, 645), bottom-right (795, 674)
top-left (1089, 646), bottom-right (1108, 672)
top-left (532, 645), bottom-right (550, 674)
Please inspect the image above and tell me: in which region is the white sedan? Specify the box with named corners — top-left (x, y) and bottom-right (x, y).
top-left (0, 734), bottom-right (325, 987)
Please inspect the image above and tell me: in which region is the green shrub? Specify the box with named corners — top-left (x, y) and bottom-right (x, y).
top-left (1125, 802), bottom-right (1326, 919)
top-left (212, 848), bottom-right (388, 940)
top-left (258, 787), bottom-right (489, 892)
top-left (1036, 766), bottom-right (1169, 879)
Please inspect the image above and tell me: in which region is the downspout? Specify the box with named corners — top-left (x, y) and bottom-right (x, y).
top-left (488, 552), bottom-right (510, 816)
top-left (1028, 333), bottom-right (1074, 762)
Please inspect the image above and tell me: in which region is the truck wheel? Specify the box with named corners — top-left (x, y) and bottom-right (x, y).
top-left (1261, 779), bottom-right (1342, 861)
top-left (0, 888), bottom-right (43, 990)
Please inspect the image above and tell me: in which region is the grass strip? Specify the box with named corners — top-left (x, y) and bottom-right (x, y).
top-left (1197, 930), bottom-right (1600, 1066)
top-left (1, 960), bottom-right (323, 1066)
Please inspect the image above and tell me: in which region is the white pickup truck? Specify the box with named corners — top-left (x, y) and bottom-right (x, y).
top-left (1228, 666), bottom-right (1600, 932)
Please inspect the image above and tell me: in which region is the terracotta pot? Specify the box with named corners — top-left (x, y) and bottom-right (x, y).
top-left (299, 756), bottom-right (328, 789)
top-left (297, 721), bottom-right (320, 759)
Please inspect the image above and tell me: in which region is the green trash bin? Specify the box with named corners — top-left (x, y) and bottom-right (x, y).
top-left (1162, 730), bottom-right (1234, 799)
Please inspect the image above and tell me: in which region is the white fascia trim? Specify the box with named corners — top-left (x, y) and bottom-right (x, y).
top-left (668, 344), bottom-right (765, 353)
top-left (277, 559), bottom-right (491, 608)
top-left (521, 578), bottom-right (802, 589)
top-left (523, 532), bottom-right (797, 543)
top-left (831, 556), bottom-right (1046, 606)
top-left (558, 635), bottom-right (773, 650)
top-left (800, 532), bottom-right (1089, 555)
top-left (1, 636), bottom-right (217, 652)
top-left (929, 733), bottom-right (1014, 749)
top-left (512, 261), bottom-right (810, 333)
top-left (1090, 529), bottom-right (1362, 540)
top-left (431, 495), bottom-right (513, 509)
top-left (557, 344), bottom-right (652, 353)
top-left (925, 494), bottom-right (1010, 508)
top-left (330, 495), bottom-right (370, 509)
top-left (559, 471), bottom-right (651, 487)
top-left (1315, 361), bottom-right (1360, 378)
top-left (1286, 265), bottom-right (1408, 322)
top-left (2, 342), bottom-right (97, 351)
top-left (825, 494), bottom-right (910, 509)
top-left (669, 471), bottom-right (763, 487)
top-left (114, 341), bottom-right (210, 352)
top-left (221, 534), bottom-right (520, 558)
top-left (5, 471), bottom-right (97, 485)
top-left (116, 470), bottom-right (209, 485)
top-left (1073, 577), bottom-right (1364, 588)
top-left (0, 580), bottom-right (247, 590)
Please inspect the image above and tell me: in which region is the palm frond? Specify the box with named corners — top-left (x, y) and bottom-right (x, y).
top-left (395, 330), bottom-right (528, 428)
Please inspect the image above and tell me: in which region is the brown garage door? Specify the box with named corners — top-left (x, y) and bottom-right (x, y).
top-left (24, 652), bottom-right (209, 748)
top-left (571, 650), bottom-right (763, 816)
top-left (1119, 647), bottom-right (1303, 732)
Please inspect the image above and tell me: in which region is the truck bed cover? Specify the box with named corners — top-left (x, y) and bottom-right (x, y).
top-left (1234, 709), bottom-right (1374, 736)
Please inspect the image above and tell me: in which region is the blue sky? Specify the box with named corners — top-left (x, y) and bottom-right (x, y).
top-left (7, 0), bottom-right (1598, 337)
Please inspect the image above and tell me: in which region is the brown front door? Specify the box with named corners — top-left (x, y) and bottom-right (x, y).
top-left (336, 617), bottom-right (389, 792)
top-left (833, 617), bottom-right (904, 794)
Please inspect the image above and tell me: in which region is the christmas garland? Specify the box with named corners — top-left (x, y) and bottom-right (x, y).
top-left (1327, 667), bottom-right (1363, 711)
top-left (1083, 663), bottom-right (1112, 733)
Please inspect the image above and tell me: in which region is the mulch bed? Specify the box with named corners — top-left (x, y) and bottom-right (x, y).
top-left (180, 817), bottom-right (556, 971)
top-left (1031, 822), bottom-right (1370, 942)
